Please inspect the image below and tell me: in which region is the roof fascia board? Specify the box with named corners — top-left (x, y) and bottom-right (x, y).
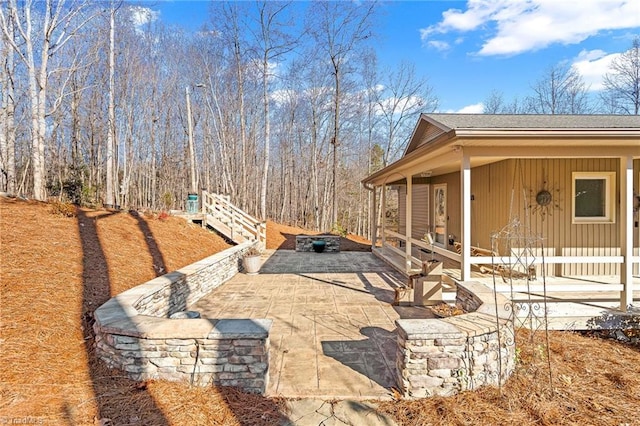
top-left (464, 145), bottom-right (640, 158)
top-left (364, 129), bottom-right (457, 184)
top-left (454, 129), bottom-right (640, 138)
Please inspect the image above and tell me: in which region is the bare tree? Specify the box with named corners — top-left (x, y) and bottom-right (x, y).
top-left (483, 90), bottom-right (505, 114)
top-left (252, 1), bottom-right (297, 220)
top-left (0, 0), bottom-right (96, 200)
top-left (0, 11), bottom-right (16, 193)
top-left (307, 0), bottom-right (375, 227)
top-left (105, 2), bottom-right (117, 207)
top-left (376, 61), bottom-right (438, 166)
top-left (483, 90), bottom-right (528, 114)
top-left (601, 36), bottom-right (640, 115)
top-left (527, 63), bottom-right (591, 114)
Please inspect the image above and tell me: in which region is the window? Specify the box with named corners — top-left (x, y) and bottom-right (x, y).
top-left (572, 172), bottom-right (615, 223)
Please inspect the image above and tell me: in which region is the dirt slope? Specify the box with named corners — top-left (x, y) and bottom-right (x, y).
top-left (266, 220), bottom-right (371, 251)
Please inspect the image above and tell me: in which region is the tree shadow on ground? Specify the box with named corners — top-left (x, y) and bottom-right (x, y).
top-left (320, 326), bottom-right (398, 390)
top-left (130, 210), bottom-right (167, 276)
top-left (77, 208), bottom-right (170, 425)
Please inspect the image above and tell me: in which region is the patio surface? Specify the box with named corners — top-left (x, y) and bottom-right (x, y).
top-left (191, 250), bottom-right (438, 399)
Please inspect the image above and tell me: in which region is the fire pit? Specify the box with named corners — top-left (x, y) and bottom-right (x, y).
top-left (295, 235), bottom-right (340, 252)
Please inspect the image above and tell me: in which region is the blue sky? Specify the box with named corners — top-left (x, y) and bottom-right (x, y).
top-left (141, 0), bottom-right (640, 112)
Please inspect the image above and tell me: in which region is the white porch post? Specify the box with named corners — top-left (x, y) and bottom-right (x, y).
top-left (620, 155), bottom-right (634, 311)
top-left (406, 176), bottom-right (413, 273)
top-left (381, 184), bottom-right (386, 248)
top-left (461, 153), bottom-right (472, 281)
top-left (371, 186), bottom-right (378, 251)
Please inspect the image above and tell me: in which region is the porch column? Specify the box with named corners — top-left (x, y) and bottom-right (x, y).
top-left (461, 153), bottom-right (472, 281)
top-left (406, 176), bottom-right (413, 273)
top-left (381, 184), bottom-right (386, 248)
top-left (371, 186), bottom-right (378, 251)
top-left (620, 155), bottom-right (634, 311)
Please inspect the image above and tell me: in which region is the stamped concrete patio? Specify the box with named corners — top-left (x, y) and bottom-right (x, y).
top-left (191, 250), bottom-right (437, 399)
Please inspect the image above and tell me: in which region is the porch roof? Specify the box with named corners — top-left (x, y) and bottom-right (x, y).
top-left (362, 113), bottom-right (640, 187)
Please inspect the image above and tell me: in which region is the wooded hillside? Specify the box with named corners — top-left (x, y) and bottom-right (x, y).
top-left (1, 2), bottom-right (638, 238)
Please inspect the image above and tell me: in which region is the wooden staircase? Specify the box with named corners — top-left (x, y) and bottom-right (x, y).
top-left (201, 191), bottom-right (266, 246)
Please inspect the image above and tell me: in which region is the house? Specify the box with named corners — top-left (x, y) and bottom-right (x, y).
top-left (362, 114), bottom-right (640, 311)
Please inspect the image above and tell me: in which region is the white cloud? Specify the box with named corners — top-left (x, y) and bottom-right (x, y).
top-left (129, 6), bottom-right (160, 30)
top-left (572, 49), bottom-right (620, 91)
top-left (421, 0), bottom-right (640, 56)
top-left (456, 102), bottom-right (485, 113)
top-left (427, 40), bottom-right (451, 51)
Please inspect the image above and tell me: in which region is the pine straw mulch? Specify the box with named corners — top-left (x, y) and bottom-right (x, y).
top-left (265, 219), bottom-right (371, 251)
top-left (0, 197), bottom-right (286, 425)
top-left (379, 328), bottom-right (640, 426)
top-left (2, 196), bottom-right (640, 425)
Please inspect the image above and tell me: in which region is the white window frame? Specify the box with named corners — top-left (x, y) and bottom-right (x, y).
top-left (572, 171), bottom-right (616, 224)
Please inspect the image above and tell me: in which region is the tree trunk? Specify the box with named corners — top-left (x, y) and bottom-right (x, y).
top-left (106, 4), bottom-right (116, 207)
top-left (331, 61), bottom-right (340, 227)
top-left (0, 19), bottom-right (16, 193)
top-left (260, 54), bottom-right (270, 220)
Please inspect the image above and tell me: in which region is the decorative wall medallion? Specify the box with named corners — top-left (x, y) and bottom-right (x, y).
top-left (529, 175), bottom-right (561, 221)
top-left (536, 190), bottom-right (552, 207)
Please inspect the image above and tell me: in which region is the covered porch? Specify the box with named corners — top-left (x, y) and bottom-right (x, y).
top-left (363, 114), bottom-right (640, 314)
top-left (374, 245), bottom-right (640, 330)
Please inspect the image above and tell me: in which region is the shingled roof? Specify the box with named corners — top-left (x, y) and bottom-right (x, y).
top-left (422, 113), bottom-right (640, 130)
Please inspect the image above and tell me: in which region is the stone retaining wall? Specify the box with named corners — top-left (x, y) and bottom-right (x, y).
top-left (295, 235), bottom-right (340, 252)
top-left (93, 241), bottom-right (272, 393)
top-left (396, 281), bottom-right (514, 398)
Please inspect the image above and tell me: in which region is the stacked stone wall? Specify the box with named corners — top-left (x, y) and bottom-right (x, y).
top-left (93, 241), bottom-right (271, 393)
top-left (132, 243), bottom-right (249, 317)
top-left (396, 281), bottom-right (515, 398)
top-left (295, 235), bottom-right (340, 252)
top-left (94, 319), bottom-right (270, 392)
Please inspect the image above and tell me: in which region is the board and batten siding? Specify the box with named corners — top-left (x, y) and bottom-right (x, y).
top-left (395, 158), bottom-right (638, 277)
top-left (398, 184), bottom-right (430, 240)
top-left (415, 126), bottom-right (445, 150)
top-left (469, 158), bottom-right (638, 277)
top-left (397, 186), bottom-right (406, 236)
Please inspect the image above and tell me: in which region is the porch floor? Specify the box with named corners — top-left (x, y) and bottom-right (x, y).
top-left (374, 247), bottom-right (640, 330)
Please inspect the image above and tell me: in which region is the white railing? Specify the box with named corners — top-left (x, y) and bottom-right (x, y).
top-left (201, 191), bottom-right (266, 246)
top-left (381, 229), bottom-right (639, 279)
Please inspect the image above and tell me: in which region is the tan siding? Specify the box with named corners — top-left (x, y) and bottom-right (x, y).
top-left (398, 186), bottom-right (406, 235)
top-left (416, 126), bottom-right (445, 149)
top-left (633, 159), bottom-right (640, 260)
top-left (411, 184), bottom-right (430, 240)
top-left (394, 157), bottom-right (636, 277)
top-left (471, 158), bottom-right (623, 277)
top-left (398, 184), bottom-right (430, 240)
top-left (470, 160), bottom-right (512, 250)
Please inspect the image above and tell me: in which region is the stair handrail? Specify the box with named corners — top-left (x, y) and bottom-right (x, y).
top-left (201, 191), bottom-right (266, 245)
